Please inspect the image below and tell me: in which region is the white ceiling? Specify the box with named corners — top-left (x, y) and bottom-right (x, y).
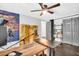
top-left (0, 3), bottom-right (79, 21)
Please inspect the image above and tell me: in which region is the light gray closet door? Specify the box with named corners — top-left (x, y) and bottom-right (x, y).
top-left (72, 17), bottom-right (79, 46)
top-left (63, 17), bottom-right (79, 46)
top-left (63, 19), bottom-right (72, 44)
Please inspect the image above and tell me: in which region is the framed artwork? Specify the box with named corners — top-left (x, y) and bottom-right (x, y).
top-left (20, 24), bottom-right (38, 48)
top-left (0, 10), bottom-right (19, 42)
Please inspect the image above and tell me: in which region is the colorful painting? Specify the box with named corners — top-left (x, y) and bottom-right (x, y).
top-left (0, 10), bottom-right (19, 42)
top-left (20, 24), bottom-right (38, 48)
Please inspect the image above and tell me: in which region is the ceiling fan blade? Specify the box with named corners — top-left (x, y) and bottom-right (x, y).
top-left (44, 5), bottom-right (48, 8)
top-left (40, 12), bottom-right (43, 16)
top-left (47, 11), bottom-right (54, 14)
top-left (31, 10), bottom-right (42, 12)
top-left (39, 3), bottom-right (44, 9)
top-left (48, 3), bottom-right (60, 9)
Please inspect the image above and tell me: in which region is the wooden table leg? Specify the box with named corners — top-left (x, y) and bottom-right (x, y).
top-left (53, 48), bottom-right (55, 56)
top-left (49, 48), bottom-right (55, 56)
top-left (49, 48), bottom-right (51, 56)
top-left (42, 51), bottom-right (44, 55)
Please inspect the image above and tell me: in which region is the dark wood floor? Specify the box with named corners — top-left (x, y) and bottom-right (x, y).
top-left (54, 43), bottom-right (79, 56)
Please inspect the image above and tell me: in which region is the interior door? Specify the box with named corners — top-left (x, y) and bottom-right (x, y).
top-left (46, 21), bottom-right (51, 40)
top-left (63, 19), bottom-right (72, 44)
top-left (72, 17), bottom-right (79, 46)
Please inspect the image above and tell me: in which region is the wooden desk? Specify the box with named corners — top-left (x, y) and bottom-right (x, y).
top-left (0, 42), bottom-right (47, 56)
top-left (34, 38), bottom-right (61, 56)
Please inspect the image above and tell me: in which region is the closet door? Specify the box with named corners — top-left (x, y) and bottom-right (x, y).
top-left (63, 19), bottom-right (72, 44)
top-left (72, 17), bottom-right (79, 46)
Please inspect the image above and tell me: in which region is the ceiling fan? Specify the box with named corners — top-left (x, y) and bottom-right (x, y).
top-left (31, 3), bottom-right (60, 16)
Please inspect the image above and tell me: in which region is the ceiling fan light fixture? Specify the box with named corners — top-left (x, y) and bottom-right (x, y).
top-left (42, 10), bottom-right (47, 14)
top-left (31, 3), bottom-right (60, 16)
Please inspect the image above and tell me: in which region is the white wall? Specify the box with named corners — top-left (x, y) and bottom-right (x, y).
top-left (41, 21), bottom-right (46, 38)
top-left (20, 15), bottom-right (41, 37)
